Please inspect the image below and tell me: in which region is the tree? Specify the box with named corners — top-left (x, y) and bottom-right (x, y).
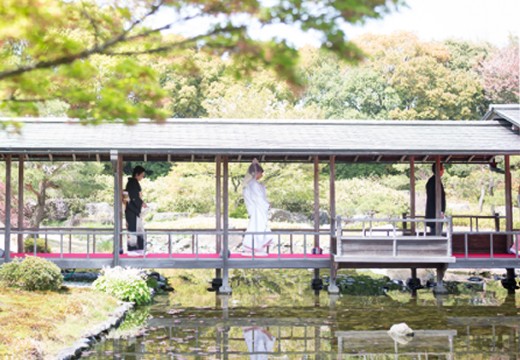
top-left (0, 0), bottom-right (402, 129)
top-left (301, 33), bottom-right (487, 120)
top-left (479, 38), bottom-right (520, 104)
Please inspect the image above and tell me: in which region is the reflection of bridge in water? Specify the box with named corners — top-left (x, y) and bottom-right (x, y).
top-left (85, 297), bottom-right (520, 359)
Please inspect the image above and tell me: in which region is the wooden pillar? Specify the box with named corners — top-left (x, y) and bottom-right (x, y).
top-left (4, 155), bottom-right (12, 261)
top-left (313, 156), bottom-right (320, 281)
top-left (17, 156), bottom-right (24, 252)
top-left (409, 156), bottom-right (416, 234)
top-left (504, 155), bottom-right (513, 248)
top-left (435, 156), bottom-right (442, 235)
top-left (118, 155), bottom-right (123, 254)
top-left (313, 156), bottom-right (320, 248)
top-left (328, 155), bottom-right (339, 294)
top-left (111, 151), bottom-right (121, 266)
top-left (216, 155), bottom-right (222, 279)
top-left (220, 156), bottom-right (232, 294)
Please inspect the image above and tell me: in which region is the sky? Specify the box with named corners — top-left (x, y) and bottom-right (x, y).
top-left (152, 0), bottom-right (519, 48)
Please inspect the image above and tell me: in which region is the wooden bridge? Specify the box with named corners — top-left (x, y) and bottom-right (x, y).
top-left (1, 105), bottom-right (519, 293)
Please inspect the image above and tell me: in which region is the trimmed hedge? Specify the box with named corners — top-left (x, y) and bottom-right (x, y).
top-left (0, 256), bottom-right (63, 291)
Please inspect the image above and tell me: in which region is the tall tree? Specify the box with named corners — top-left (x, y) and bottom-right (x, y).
top-left (479, 38), bottom-right (520, 104)
top-left (0, 0), bottom-right (402, 130)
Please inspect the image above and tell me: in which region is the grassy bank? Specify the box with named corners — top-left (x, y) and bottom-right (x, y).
top-left (0, 287), bottom-right (119, 359)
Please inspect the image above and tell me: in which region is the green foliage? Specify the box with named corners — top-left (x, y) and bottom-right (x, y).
top-left (336, 177), bottom-right (408, 217)
top-left (23, 237), bottom-right (51, 253)
top-left (123, 162), bottom-right (172, 181)
top-left (300, 33), bottom-right (492, 120)
top-left (0, 256), bottom-right (63, 291)
top-left (1, 0), bottom-right (402, 123)
top-left (92, 266), bottom-right (152, 305)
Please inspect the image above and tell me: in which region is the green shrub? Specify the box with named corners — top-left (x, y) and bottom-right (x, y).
top-left (0, 256), bottom-right (63, 291)
top-left (93, 266), bottom-right (152, 305)
top-left (23, 237), bottom-right (52, 253)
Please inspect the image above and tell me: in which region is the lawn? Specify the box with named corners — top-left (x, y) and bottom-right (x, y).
top-left (0, 287), bottom-right (119, 359)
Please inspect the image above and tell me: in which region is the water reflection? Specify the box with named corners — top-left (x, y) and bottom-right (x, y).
top-left (83, 291), bottom-right (519, 359)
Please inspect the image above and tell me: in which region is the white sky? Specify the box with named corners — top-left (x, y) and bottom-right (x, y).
top-left (344, 0), bottom-right (520, 47)
top-left (152, 0), bottom-right (520, 47)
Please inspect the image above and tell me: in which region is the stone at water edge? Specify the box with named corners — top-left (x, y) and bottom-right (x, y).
top-left (387, 323), bottom-right (414, 345)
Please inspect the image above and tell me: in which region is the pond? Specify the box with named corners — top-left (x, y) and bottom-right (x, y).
top-left (82, 272), bottom-right (520, 359)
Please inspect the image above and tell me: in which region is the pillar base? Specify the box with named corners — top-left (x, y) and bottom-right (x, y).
top-left (432, 284), bottom-right (448, 295)
top-left (218, 285), bottom-right (232, 295)
top-left (328, 283), bottom-right (340, 294)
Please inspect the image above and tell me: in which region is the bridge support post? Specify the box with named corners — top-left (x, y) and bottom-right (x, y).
top-left (328, 263), bottom-right (340, 294)
top-left (433, 265), bottom-right (448, 294)
top-left (501, 268), bottom-right (518, 294)
top-left (219, 156), bottom-right (232, 295)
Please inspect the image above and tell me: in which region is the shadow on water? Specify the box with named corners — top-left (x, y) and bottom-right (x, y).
top-left (82, 270), bottom-right (520, 359)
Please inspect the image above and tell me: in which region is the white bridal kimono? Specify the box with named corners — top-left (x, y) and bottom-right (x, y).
top-left (242, 179), bottom-right (274, 256)
top-left (243, 327), bottom-right (275, 360)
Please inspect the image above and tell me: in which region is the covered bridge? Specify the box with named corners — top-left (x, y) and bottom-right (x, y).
top-left (1, 104), bottom-right (519, 293)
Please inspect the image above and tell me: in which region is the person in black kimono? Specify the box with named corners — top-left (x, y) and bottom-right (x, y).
top-left (125, 166), bottom-right (146, 255)
top-left (425, 163), bottom-right (446, 235)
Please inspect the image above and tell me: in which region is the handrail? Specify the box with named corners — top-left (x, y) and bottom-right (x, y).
top-left (335, 216), bottom-right (453, 258)
top-left (4, 228), bottom-right (330, 259)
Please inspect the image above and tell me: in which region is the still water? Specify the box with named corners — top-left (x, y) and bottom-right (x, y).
top-left (83, 276), bottom-right (520, 359)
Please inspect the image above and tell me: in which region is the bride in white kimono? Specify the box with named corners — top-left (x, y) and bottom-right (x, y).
top-left (242, 159), bottom-right (274, 256)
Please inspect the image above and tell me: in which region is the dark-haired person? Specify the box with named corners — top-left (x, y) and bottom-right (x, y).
top-left (125, 166), bottom-right (147, 255)
top-left (425, 163), bottom-right (446, 235)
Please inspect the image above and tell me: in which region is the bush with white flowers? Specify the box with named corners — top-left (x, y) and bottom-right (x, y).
top-left (92, 266), bottom-right (152, 305)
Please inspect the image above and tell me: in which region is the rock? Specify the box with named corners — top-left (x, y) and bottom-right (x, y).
top-left (310, 209), bottom-right (330, 225)
top-left (46, 198), bottom-right (70, 221)
top-left (269, 208), bottom-right (308, 223)
top-left (388, 323), bottom-right (414, 344)
top-left (85, 202), bottom-right (113, 224)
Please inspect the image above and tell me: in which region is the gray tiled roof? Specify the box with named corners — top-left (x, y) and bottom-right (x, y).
top-left (1, 118), bottom-right (519, 163)
top-left (482, 104), bottom-right (520, 128)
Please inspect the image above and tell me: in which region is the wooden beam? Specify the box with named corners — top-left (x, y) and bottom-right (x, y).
top-left (5, 155), bottom-right (12, 261)
top-left (17, 156), bottom-right (24, 252)
top-left (422, 155), bottom-right (429, 162)
top-left (314, 156), bottom-right (320, 248)
top-left (468, 155), bottom-right (475, 162)
top-left (111, 150), bottom-right (121, 266)
top-left (435, 156), bottom-right (442, 235)
top-left (445, 155), bottom-right (452, 163)
top-left (353, 156), bottom-right (359, 163)
top-left (216, 156), bottom-right (222, 256)
top-left (376, 155), bottom-right (382, 162)
top-left (400, 155), bottom-right (407, 162)
top-left (143, 153), bottom-right (147, 162)
top-left (167, 154), bottom-right (171, 162)
top-left (191, 154), bottom-right (195, 162)
top-left (220, 156), bottom-right (232, 294)
top-left (72, 153), bottom-right (76, 162)
top-left (48, 153), bottom-right (53, 162)
top-left (505, 155), bottom-right (513, 247)
top-left (409, 156), bottom-right (416, 234)
top-left (96, 153), bottom-right (100, 162)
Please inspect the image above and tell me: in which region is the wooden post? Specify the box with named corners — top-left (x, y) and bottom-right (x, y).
top-left (216, 155), bottom-right (222, 280)
top-left (220, 156), bottom-right (232, 294)
top-left (4, 155), bottom-right (12, 261)
top-left (314, 156), bottom-right (320, 248)
top-left (504, 155), bottom-right (513, 248)
top-left (328, 155), bottom-right (339, 294)
top-left (17, 155), bottom-right (24, 252)
top-left (118, 155), bottom-right (123, 255)
top-left (435, 156), bottom-right (442, 235)
top-left (111, 151), bottom-right (121, 266)
top-left (409, 156), bottom-right (416, 234)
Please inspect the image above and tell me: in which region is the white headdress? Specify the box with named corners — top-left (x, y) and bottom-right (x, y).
top-left (243, 158), bottom-right (264, 187)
